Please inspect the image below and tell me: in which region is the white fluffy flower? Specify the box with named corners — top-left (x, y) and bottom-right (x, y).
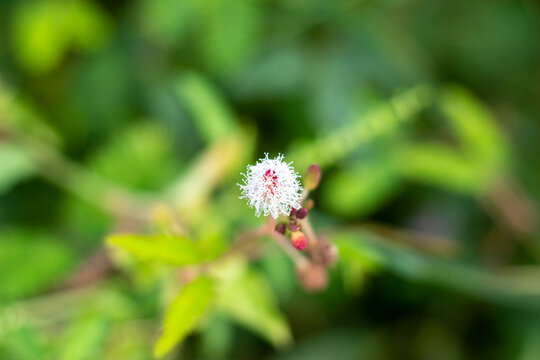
top-left (239, 154), bottom-right (302, 218)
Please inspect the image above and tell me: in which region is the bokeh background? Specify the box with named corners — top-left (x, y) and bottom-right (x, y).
top-left (1, 0), bottom-right (540, 359)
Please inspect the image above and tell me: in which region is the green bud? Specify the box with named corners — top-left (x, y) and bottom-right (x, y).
top-left (303, 164), bottom-right (321, 191)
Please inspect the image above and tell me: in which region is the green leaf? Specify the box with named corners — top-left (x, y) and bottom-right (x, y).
top-left (140, 0), bottom-right (194, 45)
top-left (439, 86), bottom-right (507, 166)
top-left (197, 227), bottom-right (226, 261)
top-left (175, 72), bottom-right (236, 143)
top-left (322, 159), bottom-right (399, 217)
top-left (213, 258), bottom-right (292, 348)
top-left (0, 230), bottom-right (74, 300)
top-left (89, 123), bottom-right (180, 190)
top-left (289, 85), bottom-right (433, 170)
top-left (197, 0), bottom-right (262, 75)
top-left (393, 143), bottom-right (483, 193)
top-left (336, 235), bottom-right (383, 294)
top-left (66, 0), bottom-right (111, 52)
top-left (199, 313), bottom-right (234, 360)
top-left (258, 248), bottom-right (296, 303)
top-left (270, 329), bottom-right (377, 360)
top-left (12, 2), bottom-right (65, 74)
top-left (0, 88), bottom-right (61, 146)
top-left (12, 1), bottom-right (109, 74)
top-left (392, 86), bottom-right (508, 193)
top-left (520, 323), bottom-right (540, 360)
top-left (59, 315), bottom-right (109, 360)
top-left (333, 229), bottom-right (540, 310)
top-left (0, 143), bottom-right (36, 194)
top-left (106, 234), bottom-right (201, 266)
top-left (153, 276), bottom-right (214, 358)
top-left (0, 323), bottom-right (50, 360)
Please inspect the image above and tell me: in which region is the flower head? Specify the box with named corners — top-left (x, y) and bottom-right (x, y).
top-left (239, 154), bottom-right (302, 218)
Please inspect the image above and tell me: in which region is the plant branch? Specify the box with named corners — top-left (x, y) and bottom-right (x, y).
top-left (299, 217), bottom-right (318, 246)
top-left (269, 231), bottom-right (308, 266)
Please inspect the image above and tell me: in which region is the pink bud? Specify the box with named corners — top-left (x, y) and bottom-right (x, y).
top-left (290, 231), bottom-right (307, 251)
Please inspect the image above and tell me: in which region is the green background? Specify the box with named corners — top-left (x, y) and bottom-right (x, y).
top-left (1, 0), bottom-right (540, 359)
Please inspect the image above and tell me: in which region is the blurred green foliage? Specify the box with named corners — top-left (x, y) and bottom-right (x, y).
top-left (1, 0), bottom-right (540, 359)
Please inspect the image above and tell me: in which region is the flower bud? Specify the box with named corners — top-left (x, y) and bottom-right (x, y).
top-left (289, 208), bottom-right (297, 217)
top-left (306, 236), bottom-right (338, 267)
top-left (303, 164), bottom-right (321, 191)
top-left (275, 223), bottom-right (286, 234)
top-left (290, 231), bottom-right (307, 251)
top-left (296, 207), bottom-right (308, 219)
top-left (296, 262), bottom-right (328, 292)
top-left (288, 221), bottom-right (301, 232)
top-left (178, 267), bottom-right (199, 284)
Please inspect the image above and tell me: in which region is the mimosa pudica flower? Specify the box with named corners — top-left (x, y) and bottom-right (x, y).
top-left (238, 154), bottom-right (302, 219)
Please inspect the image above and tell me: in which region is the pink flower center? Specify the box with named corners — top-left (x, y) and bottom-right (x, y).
top-left (263, 169), bottom-right (279, 197)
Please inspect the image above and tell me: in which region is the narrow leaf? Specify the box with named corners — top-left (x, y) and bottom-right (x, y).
top-left (289, 85), bottom-right (433, 170)
top-left (175, 72), bottom-right (236, 143)
top-left (322, 159), bottom-right (399, 217)
top-left (153, 276), bottom-right (214, 358)
top-left (106, 234), bottom-right (200, 266)
top-left (393, 143), bottom-right (483, 193)
top-left (439, 86), bottom-right (507, 165)
top-left (333, 229), bottom-right (540, 309)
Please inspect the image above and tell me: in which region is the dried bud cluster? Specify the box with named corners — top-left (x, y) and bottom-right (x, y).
top-left (295, 236), bottom-right (337, 292)
top-left (296, 262), bottom-right (328, 291)
top-left (288, 207), bottom-right (307, 230)
top-left (305, 236), bottom-right (338, 267)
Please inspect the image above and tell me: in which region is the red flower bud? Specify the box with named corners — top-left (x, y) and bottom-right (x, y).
top-left (275, 223), bottom-right (286, 234)
top-left (296, 207), bottom-right (308, 219)
top-left (290, 231), bottom-right (307, 251)
top-left (288, 221), bottom-right (301, 232)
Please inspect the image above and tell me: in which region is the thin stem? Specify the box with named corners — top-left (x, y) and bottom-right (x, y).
top-left (262, 217), bottom-right (307, 265)
top-left (299, 217), bottom-right (318, 246)
top-left (179, 218), bottom-right (274, 276)
top-left (269, 231), bottom-right (307, 266)
top-left (20, 135), bottom-right (151, 221)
